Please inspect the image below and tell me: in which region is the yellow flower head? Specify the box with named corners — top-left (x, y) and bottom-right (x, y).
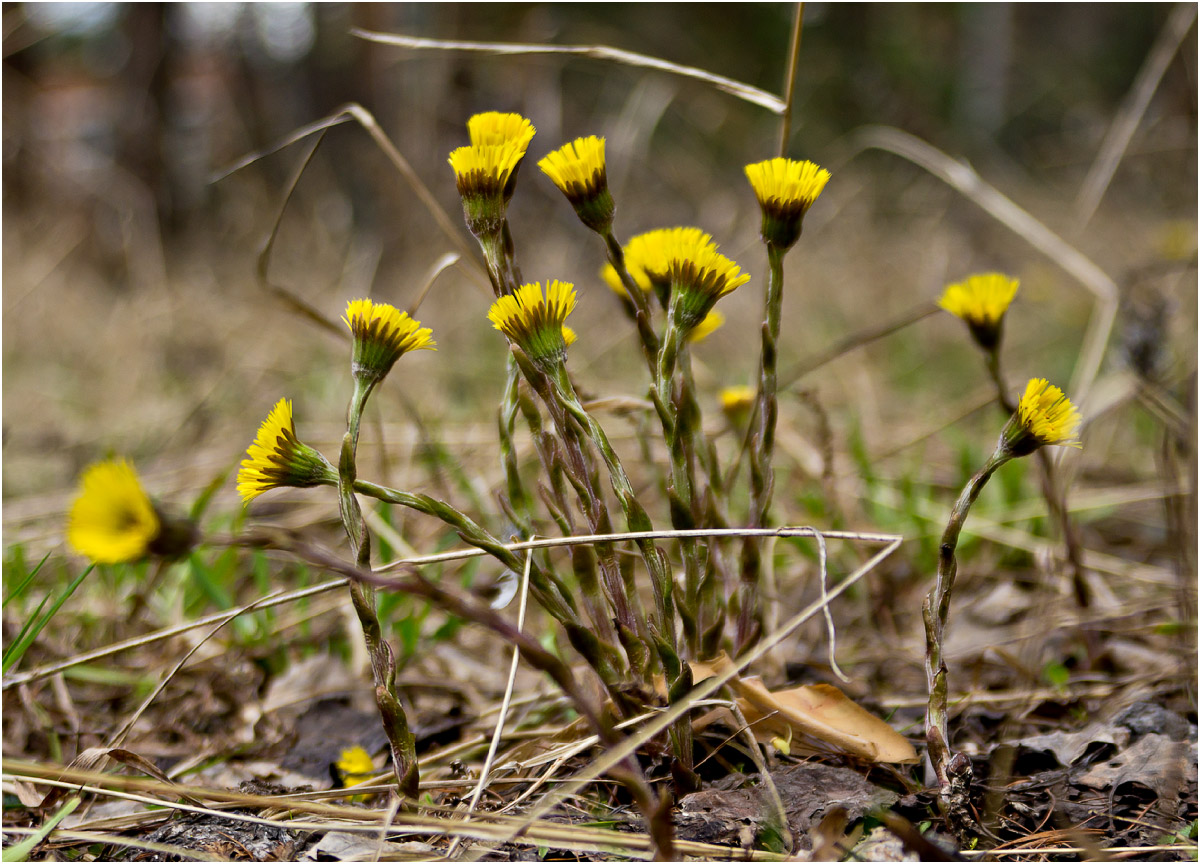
top-left (745, 157), bottom-right (831, 249)
top-left (600, 261), bottom-right (651, 300)
top-left (939, 273), bottom-right (1019, 351)
top-left (1001, 378), bottom-right (1082, 457)
top-left (688, 309), bottom-right (725, 343)
top-left (467, 112), bottom-right (535, 203)
top-left (238, 398), bottom-right (339, 503)
top-left (343, 299), bottom-right (435, 385)
top-left (488, 280), bottom-right (577, 369)
top-left (538, 136), bottom-right (614, 233)
top-left (719, 385), bottom-right (756, 421)
top-left (67, 459), bottom-right (161, 564)
top-left (666, 234), bottom-right (751, 331)
top-left (334, 745), bottom-right (376, 787)
top-left (468, 111), bottom-right (536, 153)
top-left (449, 142), bottom-right (526, 236)
top-left (602, 228), bottom-right (716, 308)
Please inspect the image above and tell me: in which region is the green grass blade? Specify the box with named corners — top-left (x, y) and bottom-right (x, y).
top-left (3, 552), bottom-right (51, 608)
top-left (2, 795), bottom-right (81, 862)
top-left (2, 565), bottom-right (93, 675)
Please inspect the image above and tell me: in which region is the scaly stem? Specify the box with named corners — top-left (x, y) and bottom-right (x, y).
top-left (339, 392), bottom-right (419, 801)
top-left (739, 242), bottom-right (786, 652)
top-left (543, 360), bottom-right (697, 784)
top-left (925, 451), bottom-right (1007, 788)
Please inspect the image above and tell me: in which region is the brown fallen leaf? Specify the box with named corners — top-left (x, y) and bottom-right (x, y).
top-left (691, 654), bottom-right (918, 764)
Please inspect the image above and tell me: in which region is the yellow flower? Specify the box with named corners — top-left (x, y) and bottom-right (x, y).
top-left (939, 273), bottom-right (1019, 351)
top-left (334, 745), bottom-right (376, 787)
top-left (1001, 378), bottom-right (1082, 457)
top-left (720, 386), bottom-right (756, 412)
top-left (468, 111), bottom-right (535, 154)
top-left (449, 142), bottom-right (526, 236)
top-left (343, 299), bottom-right (435, 385)
top-left (666, 236), bottom-right (751, 331)
top-left (745, 157), bottom-right (831, 249)
top-left (688, 309), bottom-right (725, 343)
top-left (488, 280), bottom-right (577, 369)
top-left (67, 459), bottom-right (161, 564)
top-left (238, 398), bottom-right (338, 503)
top-left (467, 112), bottom-right (535, 203)
top-left (538, 136), bottom-right (614, 233)
top-left (600, 261), bottom-right (652, 299)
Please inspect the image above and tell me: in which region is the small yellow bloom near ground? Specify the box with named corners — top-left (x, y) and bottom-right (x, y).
top-left (334, 745), bottom-right (376, 786)
top-left (938, 272), bottom-right (1019, 351)
top-left (238, 398), bottom-right (338, 503)
top-left (343, 299), bottom-right (435, 384)
top-left (1002, 378), bottom-right (1083, 457)
top-left (488, 280), bottom-right (577, 369)
top-left (539, 137), bottom-right (614, 232)
top-left (745, 157), bottom-right (831, 249)
top-left (67, 459), bottom-right (160, 563)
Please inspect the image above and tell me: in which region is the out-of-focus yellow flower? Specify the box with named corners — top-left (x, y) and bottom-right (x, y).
top-left (343, 299), bottom-right (435, 385)
top-left (488, 280), bottom-right (577, 369)
top-left (719, 386), bottom-right (756, 423)
top-left (1001, 378), bottom-right (1082, 457)
top-left (238, 398), bottom-right (338, 503)
top-left (938, 273), bottom-right (1019, 351)
top-left (745, 157), bottom-right (830, 249)
top-left (539, 136), bottom-right (614, 233)
top-left (67, 459), bottom-right (160, 564)
top-left (688, 309), bottom-right (725, 343)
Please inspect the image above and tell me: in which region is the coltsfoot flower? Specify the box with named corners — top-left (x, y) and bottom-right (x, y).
top-left (68, 459), bottom-right (160, 563)
top-left (539, 136), bottom-right (614, 234)
top-left (238, 398), bottom-right (338, 503)
top-left (719, 385), bottom-right (756, 423)
top-left (467, 112), bottom-right (535, 201)
top-left (343, 299), bottom-right (435, 386)
top-left (488, 280), bottom-right (577, 370)
top-left (602, 227), bottom-right (717, 307)
top-left (939, 273), bottom-right (1019, 352)
top-left (68, 459), bottom-right (196, 563)
top-left (449, 142), bottom-right (526, 237)
top-left (745, 157), bottom-right (831, 249)
top-left (334, 745), bottom-right (376, 787)
top-left (666, 235), bottom-right (751, 332)
top-left (1000, 378), bottom-right (1082, 457)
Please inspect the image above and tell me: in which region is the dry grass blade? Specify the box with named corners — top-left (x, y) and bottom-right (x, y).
top-left (5, 765), bottom-right (791, 861)
top-left (351, 28), bottom-right (786, 115)
top-left (1074, 3), bottom-right (1197, 228)
top-left (848, 125), bottom-right (1119, 417)
top-left (214, 101), bottom-right (488, 300)
top-left (445, 542), bottom-right (534, 858)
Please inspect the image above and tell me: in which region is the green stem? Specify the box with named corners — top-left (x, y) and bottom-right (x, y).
top-left (339, 390), bottom-right (418, 801)
top-left (739, 241), bottom-right (786, 652)
top-left (924, 450), bottom-right (1008, 786)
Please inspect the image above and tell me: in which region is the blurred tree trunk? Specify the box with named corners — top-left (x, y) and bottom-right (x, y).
top-left (955, 3), bottom-right (1012, 141)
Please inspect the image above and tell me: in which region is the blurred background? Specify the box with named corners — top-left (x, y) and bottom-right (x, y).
top-left (3, 3), bottom-right (1195, 557)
